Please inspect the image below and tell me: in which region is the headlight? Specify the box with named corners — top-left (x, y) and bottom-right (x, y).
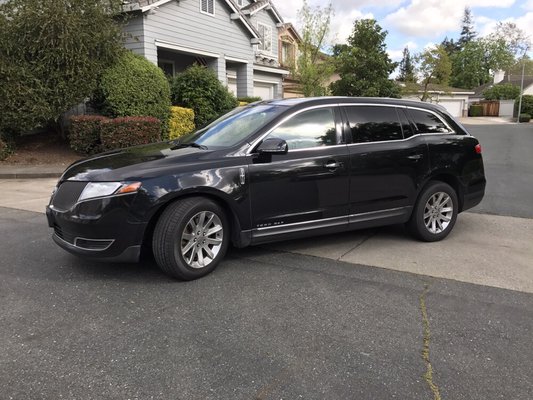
top-left (78, 182), bottom-right (141, 202)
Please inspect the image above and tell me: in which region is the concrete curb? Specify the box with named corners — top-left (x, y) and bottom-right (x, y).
top-left (0, 165), bottom-right (64, 179)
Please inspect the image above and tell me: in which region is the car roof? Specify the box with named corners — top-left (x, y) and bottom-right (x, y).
top-left (262, 96), bottom-right (448, 114)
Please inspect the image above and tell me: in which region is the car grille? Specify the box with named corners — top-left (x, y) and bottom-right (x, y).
top-left (51, 181), bottom-right (87, 211)
top-left (54, 224), bottom-right (76, 245)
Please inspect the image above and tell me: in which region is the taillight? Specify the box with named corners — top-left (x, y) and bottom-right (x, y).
top-left (475, 144), bottom-right (482, 154)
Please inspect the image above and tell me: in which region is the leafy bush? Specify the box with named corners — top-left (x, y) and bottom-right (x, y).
top-left (0, 0), bottom-right (123, 135)
top-left (483, 84), bottom-right (520, 100)
top-left (469, 104), bottom-right (483, 117)
top-left (169, 107), bottom-right (195, 140)
top-left (515, 95), bottom-right (533, 117)
top-left (519, 113), bottom-right (531, 123)
top-left (100, 117), bottom-right (161, 151)
top-left (170, 65), bottom-right (238, 127)
top-left (69, 115), bottom-right (109, 155)
top-left (95, 51), bottom-right (171, 136)
top-left (0, 137), bottom-right (11, 161)
top-left (237, 96), bottom-right (262, 103)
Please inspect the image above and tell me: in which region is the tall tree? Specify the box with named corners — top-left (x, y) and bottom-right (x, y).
top-left (416, 45), bottom-right (452, 101)
top-left (450, 38), bottom-right (514, 89)
top-left (441, 36), bottom-right (460, 57)
top-left (457, 7), bottom-right (476, 49)
top-left (291, 0), bottom-right (335, 97)
top-left (330, 19), bottom-right (400, 98)
top-left (397, 46), bottom-right (416, 82)
top-left (491, 22), bottom-right (531, 58)
top-left (0, 0), bottom-right (124, 135)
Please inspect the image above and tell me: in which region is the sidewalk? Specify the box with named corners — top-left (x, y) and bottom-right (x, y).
top-left (459, 116), bottom-right (516, 125)
top-left (1, 176), bottom-right (532, 294)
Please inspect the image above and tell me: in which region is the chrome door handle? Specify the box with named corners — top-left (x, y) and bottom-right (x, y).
top-left (324, 161), bottom-right (342, 169)
top-left (407, 154), bottom-right (423, 160)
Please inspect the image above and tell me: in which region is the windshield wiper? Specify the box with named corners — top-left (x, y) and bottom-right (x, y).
top-left (170, 142), bottom-right (208, 150)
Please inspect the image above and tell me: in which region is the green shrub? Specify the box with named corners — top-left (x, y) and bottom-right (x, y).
top-left (170, 65), bottom-right (238, 127)
top-left (469, 104), bottom-right (483, 117)
top-left (69, 115), bottom-right (109, 155)
top-left (169, 106), bottom-right (195, 140)
top-left (94, 51), bottom-right (171, 136)
top-left (515, 95), bottom-right (533, 117)
top-left (0, 137), bottom-right (11, 161)
top-left (100, 117), bottom-right (161, 151)
top-left (237, 96), bottom-right (262, 103)
top-left (519, 113), bottom-right (531, 123)
top-left (483, 84), bottom-right (520, 100)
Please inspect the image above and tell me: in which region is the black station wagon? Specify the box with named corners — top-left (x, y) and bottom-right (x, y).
top-left (47, 97), bottom-right (486, 280)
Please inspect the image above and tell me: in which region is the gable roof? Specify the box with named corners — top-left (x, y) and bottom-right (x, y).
top-left (473, 76), bottom-right (533, 97)
top-left (401, 82), bottom-right (475, 95)
top-left (122, 0), bottom-right (272, 39)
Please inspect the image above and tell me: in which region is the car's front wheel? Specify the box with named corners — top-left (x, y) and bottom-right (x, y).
top-left (407, 181), bottom-right (458, 242)
top-left (152, 197), bottom-right (229, 280)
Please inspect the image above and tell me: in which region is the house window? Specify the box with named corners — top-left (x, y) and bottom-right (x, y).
top-left (281, 42), bottom-right (292, 65)
top-left (200, 0), bottom-right (214, 15)
top-left (258, 22), bottom-right (272, 53)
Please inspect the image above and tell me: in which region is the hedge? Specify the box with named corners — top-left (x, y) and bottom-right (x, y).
top-left (69, 115), bottom-right (109, 155)
top-left (94, 51), bottom-right (171, 137)
top-left (169, 106), bottom-right (195, 140)
top-left (237, 96), bottom-right (262, 103)
top-left (519, 113), bottom-right (531, 123)
top-left (0, 137), bottom-right (11, 161)
top-left (515, 95), bottom-right (533, 117)
top-left (469, 104), bottom-right (483, 117)
top-left (100, 117), bottom-right (161, 152)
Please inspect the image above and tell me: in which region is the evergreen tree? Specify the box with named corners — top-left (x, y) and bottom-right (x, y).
top-left (330, 19), bottom-right (400, 98)
top-left (398, 46), bottom-right (416, 82)
top-left (458, 7), bottom-right (476, 49)
top-left (441, 36), bottom-right (460, 57)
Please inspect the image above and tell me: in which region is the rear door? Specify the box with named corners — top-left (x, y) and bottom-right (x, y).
top-left (343, 105), bottom-right (429, 218)
top-left (248, 106), bottom-right (350, 239)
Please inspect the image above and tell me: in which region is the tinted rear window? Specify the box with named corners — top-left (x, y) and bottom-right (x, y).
top-left (408, 109), bottom-right (451, 134)
top-left (344, 106), bottom-right (403, 143)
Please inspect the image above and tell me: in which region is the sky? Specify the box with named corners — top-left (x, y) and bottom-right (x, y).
top-left (272, 0), bottom-right (533, 61)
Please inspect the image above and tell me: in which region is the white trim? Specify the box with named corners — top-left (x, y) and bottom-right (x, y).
top-left (200, 0), bottom-right (215, 16)
top-left (225, 55), bottom-right (249, 64)
top-left (253, 65), bottom-right (289, 75)
top-left (253, 78), bottom-right (279, 84)
top-left (248, 2), bottom-right (269, 15)
top-left (155, 40), bottom-right (219, 59)
top-left (139, 0), bottom-right (174, 12)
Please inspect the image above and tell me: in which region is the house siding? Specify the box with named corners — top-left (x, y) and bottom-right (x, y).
top-left (249, 9), bottom-right (279, 60)
top-left (123, 15), bottom-right (146, 55)
top-left (139, 0), bottom-right (254, 63)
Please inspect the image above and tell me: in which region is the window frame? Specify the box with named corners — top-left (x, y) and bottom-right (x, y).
top-left (249, 105), bottom-right (345, 154)
top-left (406, 107), bottom-right (454, 134)
top-left (200, 0), bottom-right (215, 16)
top-left (257, 22), bottom-right (273, 54)
top-left (157, 59), bottom-right (175, 77)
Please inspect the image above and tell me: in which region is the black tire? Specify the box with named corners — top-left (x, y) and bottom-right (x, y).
top-left (407, 181), bottom-right (458, 242)
top-left (152, 197), bottom-right (229, 280)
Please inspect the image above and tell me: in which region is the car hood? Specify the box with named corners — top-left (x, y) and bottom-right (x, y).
top-left (61, 142), bottom-right (217, 182)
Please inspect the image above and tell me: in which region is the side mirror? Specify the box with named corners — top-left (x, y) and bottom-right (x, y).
top-left (257, 138), bottom-right (288, 155)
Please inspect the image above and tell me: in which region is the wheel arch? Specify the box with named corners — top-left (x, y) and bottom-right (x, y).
top-left (420, 173), bottom-right (464, 212)
top-left (140, 190), bottom-right (245, 257)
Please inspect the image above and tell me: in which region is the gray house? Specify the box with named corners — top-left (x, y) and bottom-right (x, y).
top-left (122, 0), bottom-right (289, 99)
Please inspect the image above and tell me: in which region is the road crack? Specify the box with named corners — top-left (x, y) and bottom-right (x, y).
top-left (420, 283), bottom-right (442, 400)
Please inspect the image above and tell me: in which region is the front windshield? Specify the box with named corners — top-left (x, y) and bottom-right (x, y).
top-left (179, 105), bottom-right (285, 148)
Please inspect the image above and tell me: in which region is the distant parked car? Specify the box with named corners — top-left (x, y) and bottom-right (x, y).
top-left (47, 97), bottom-right (486, 280)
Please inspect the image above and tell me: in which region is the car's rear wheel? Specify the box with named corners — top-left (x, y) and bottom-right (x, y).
top-left (152, 197), bottom-right (229, 280)
top-left (407, 181), bottom-right (458, 242)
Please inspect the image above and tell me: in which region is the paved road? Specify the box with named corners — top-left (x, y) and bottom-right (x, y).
top-left (467, 123), bottom-right (533, 219)
top-left (1, 207), bottom-right (532, 399)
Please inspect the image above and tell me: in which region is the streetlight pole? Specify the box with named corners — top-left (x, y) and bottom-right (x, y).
top-left (516, 55), bottom-right (526, 123)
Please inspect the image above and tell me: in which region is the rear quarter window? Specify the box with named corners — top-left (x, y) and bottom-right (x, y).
top-left (344, 106), bottom-right (404, 143)
top-left (408, 109), bottom-right (452, 134)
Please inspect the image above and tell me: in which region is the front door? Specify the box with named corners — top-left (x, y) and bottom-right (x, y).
top-left (248, 106), bottom-right (350, 240)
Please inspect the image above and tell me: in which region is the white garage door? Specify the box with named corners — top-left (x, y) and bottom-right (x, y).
top-left (438, 100), bottom-right (463, 117)
top-left (253, 82), bottom-right (274, 100)
top-left (227, 78), bottom-right (237, 96)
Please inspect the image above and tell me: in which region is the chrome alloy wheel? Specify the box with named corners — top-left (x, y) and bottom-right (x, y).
top-left (423, 192), bottom-right (454, 234)
top-left (181, 211), bottom-right (223, 269)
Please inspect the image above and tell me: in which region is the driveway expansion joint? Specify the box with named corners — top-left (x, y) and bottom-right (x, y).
top-left (419, 282), bottom-right (441, 400)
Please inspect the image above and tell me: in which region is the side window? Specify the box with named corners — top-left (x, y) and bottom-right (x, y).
top-left (267, 108), bottom-right (336, 150)
top-left (397, 108), bottom-right (414, 138)
top-left (408, 109), bottom-right (451, 133)
top-left (344, 106), bottom-right (403, 143)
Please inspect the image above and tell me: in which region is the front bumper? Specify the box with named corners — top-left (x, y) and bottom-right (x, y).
top-left (46, 192), bottom-right (147, 263)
